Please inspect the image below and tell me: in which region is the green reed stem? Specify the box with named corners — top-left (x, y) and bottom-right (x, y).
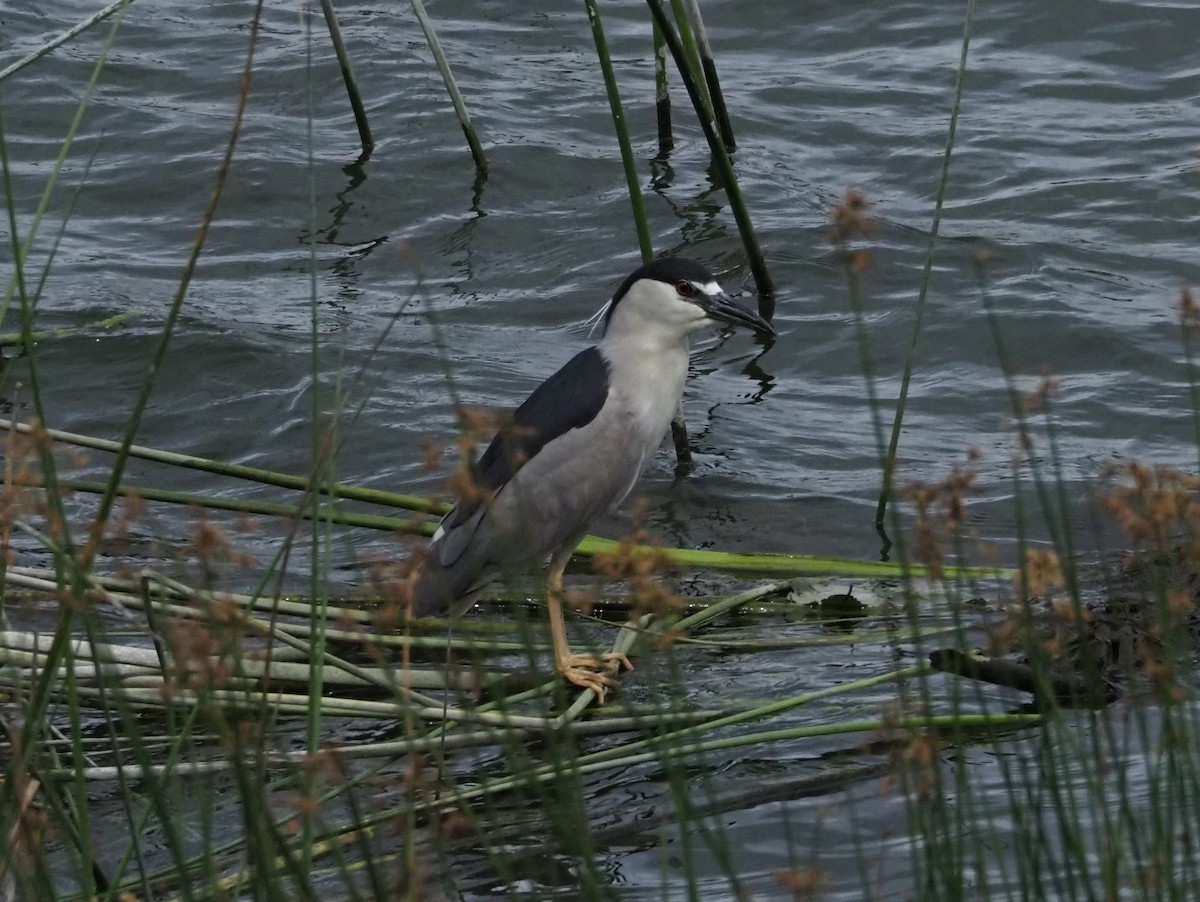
top-left (317, 0), bottom-right (373, 155)
top-left (667, 0), bottom-right (713, 121)
top-left (27, 473), bottom-right (1005, 579)
top-left (1179, 291), bottom-right (1200, 473)
top-left (0, 3), bottom-right (130, 331)
top-left (0, 418), bottom-right (441, 513)
top-left (0, 18), bottom-right (263, 865)
top-left (874, 0), bottom-right (975, 528)
top-left (653, 21), bottom-right (672, 151)
top-left (0, 0), bottom-right (132, 83)
top-left (843, 250), bottom-right (894, 553)
top-left (587, 0), bottom-right (694, 471)
top-left (682, 0), bottom-right (735, 151)
top-left (83, 5), bottom-right (262, 573)
top-left (0, 41), bottom-right (130, 861)
top-left (410, 0), bottom-right (487, 173)
top-left (0, 309), bottom-right (140, 347)
top-left (302, 35), bottom-right (331, 869)
top-left (646, 0), bottom-right (772, 297)
top-left (36, 476), bottom-right (428, 532)
top-left (585, 0), bottom-right (653, 262)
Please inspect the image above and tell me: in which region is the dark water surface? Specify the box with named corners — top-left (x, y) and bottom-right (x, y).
top-left (2, 0), bottom-right (1199, 897)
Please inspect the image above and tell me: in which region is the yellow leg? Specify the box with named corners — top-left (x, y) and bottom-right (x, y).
top-left (546, 548), bottom-right (632, 703)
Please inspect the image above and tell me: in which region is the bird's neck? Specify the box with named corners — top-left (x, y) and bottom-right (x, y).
top-left (600, 316), bottom-right (693, 357)
top-left (598, 324), bottom-right (691, 376)
top-left (598, 330), bottom-right (691, 443)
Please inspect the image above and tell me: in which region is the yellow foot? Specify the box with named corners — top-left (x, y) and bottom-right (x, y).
top-left (558, 652), bottom-right (634, 703)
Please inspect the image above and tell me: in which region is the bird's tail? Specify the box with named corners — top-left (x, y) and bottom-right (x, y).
top-left (409, 562), bottom-right (454, 618)
top-left (409, 552), bottom-right (491, 618)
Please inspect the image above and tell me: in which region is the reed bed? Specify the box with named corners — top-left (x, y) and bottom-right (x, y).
top-left (1, 553), bottom-right (1046, 898)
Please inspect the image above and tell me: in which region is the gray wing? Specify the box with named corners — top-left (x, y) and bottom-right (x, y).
top-left (413, 347), bottom-right (644, 615)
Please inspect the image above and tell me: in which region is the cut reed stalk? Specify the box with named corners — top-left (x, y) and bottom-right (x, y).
top-left (316, 0), bottom-right (374, 155)
top-left (28, 475), bottom-right (429, 532)
top-left (4, 567), bottom-right (533, 654)
top-left (683, 622), bottom-right (964, 650)
top-left (682, 0), bottom-right (735, 151)
top-left (550, 712), bottom-right (1044, 782)
top-left (652, 21), bottom-right (673, 151)
top-left (7, 565), bottom-right (528, 635)
top-left (584, 0), bottom-right (653, 262)
top-left (557, 613), bottom-right (651, 722)
top-left (0, 0), bottom-right (132, 83)
top-left (645, 0), bottom-right (773, 297)
top-left (671, 579), bottom-right (790, 631)
top-left (8, 675), bottom-right (566, 729)
top-left (135, 571), bottom-right (529, 659)
top-left (670, 403), bottom-right (695, 472)
top-left (410, 0), bottom-right (487, 173)
top-left (666, 0), bottom-right (713, 121)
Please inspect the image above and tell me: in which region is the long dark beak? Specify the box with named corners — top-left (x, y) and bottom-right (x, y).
top-left (701, 290), bottom-right (776, 338)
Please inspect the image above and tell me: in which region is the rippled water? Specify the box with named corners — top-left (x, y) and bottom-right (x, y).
top-left (3, 0), bottom-right (1195, 564)
top-left (3, 0), bottom-right (1199, 896)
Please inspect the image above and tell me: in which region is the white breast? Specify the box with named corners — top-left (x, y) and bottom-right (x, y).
top-left (599, 339), bottom-right (690, 461)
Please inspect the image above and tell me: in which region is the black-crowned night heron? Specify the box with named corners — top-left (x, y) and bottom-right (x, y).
top-left (412, 256), bottom-right (775, 698)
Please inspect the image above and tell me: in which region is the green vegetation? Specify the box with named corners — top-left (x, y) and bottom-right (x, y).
top-left (1, 1), bottom-right (1197, 899)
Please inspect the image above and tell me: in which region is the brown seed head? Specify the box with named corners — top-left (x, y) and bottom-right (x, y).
top-left (830, 188), bottom-right (874, 245)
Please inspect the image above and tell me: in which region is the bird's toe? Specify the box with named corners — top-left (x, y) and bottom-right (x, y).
top-left (599, 651), bottom-right (633, 673)
top-left (560, 663), bottom-right (616, 702)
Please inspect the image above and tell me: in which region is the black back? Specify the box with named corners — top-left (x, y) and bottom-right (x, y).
top-left (441, 346), bottom-right (611, 529)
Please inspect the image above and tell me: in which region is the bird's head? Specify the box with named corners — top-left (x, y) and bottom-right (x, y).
top-left (600, 257), bottom-right (775, 342)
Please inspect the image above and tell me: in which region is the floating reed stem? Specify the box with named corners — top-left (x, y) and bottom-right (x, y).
top-left (671, 580), bottom-right (790, 632)
top-left (874, 0), bottom-right (975, 528)
top-left (348, 665), bottom-right (943, 829)
top-left (0, 310), bottom-right (140, 348)
top-left (16, 468), bottom-right (1005, 580)
top-left (317, 0), bottom-right (374, 155)
top-left (0, 417), bottom-right (441, 513)
top-left (7, 565), bottom-right (523, 636)
top-left (682, 0), bottom-right (735, 151)
top-left (37, 476), bottom-right (427, 534)
top-left (0, 0), bottom-right (131, 83)
top-left (410, 0), bottom-right (487, 173)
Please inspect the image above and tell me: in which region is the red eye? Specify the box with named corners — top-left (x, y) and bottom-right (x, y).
top-left (675, 280), bottom-right (694, 297)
